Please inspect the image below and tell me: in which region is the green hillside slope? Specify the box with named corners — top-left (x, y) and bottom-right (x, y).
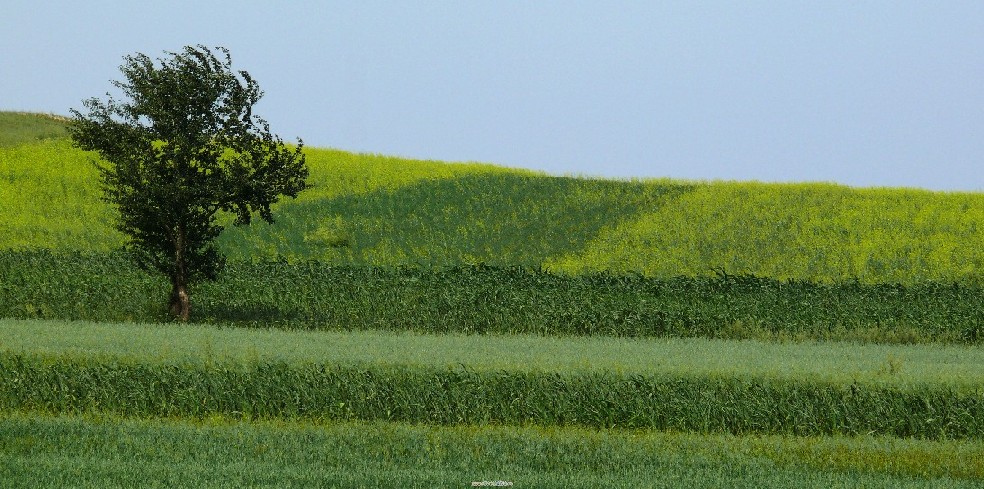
top-left (0, 112), bottom-right (70, 147)
top-left (1, 111), bottom-right (981, 283)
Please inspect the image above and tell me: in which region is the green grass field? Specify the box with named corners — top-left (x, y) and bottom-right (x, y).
top-left (3, 319), bottom-right (984, 485)
top-left (3, 111), bottom-right (983, 486)
top-left (3, 414), bottom-right (982, 488)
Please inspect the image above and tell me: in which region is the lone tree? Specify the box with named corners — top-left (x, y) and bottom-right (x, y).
top-left (70, 45), bottom-right (309, 321)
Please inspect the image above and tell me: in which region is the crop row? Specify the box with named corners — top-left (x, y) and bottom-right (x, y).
top-left (1, 352), bottom-right (981, 439)
top-left (2, 250), bottom-right (982, 343)
top-left (3, 414), bottom-right (982, 488)
top-left (9, 320), bottom-right (982, 385)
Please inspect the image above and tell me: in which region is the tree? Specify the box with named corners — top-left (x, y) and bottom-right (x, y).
top-left (70, 45), bottom-right (309, 321)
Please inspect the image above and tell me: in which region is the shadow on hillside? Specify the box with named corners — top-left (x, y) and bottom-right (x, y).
top-left (217, 172), bottom-right (695, 266)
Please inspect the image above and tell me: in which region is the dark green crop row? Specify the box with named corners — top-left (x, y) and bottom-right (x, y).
top-left (1, 353), bottom-right (981, 439)
top-left (2, 250), bottom-right (982, 343)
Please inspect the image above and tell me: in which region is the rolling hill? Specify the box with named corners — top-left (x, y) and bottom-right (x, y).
top-left (2, 111), bottom-right (981, 284)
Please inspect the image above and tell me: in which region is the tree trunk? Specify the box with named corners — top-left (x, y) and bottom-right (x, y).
top-left (169, 282), bottom-right (190, 321)
top-left (170, 223), bottom-right (191, 321)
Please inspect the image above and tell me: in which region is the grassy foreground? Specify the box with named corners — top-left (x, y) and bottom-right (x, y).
top-left (1, 413), bottom-right (981, 488)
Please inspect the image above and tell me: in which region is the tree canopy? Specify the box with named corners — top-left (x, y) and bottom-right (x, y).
top-left (70, 45), bottom-right (309, 320)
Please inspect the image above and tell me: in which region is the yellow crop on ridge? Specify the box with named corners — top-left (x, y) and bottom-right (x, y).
top-left (549, 181), bottom-right (984, 283)
top-left (0, 141), bottom-right (528, 252)
top-left (0, 139), bottom-right (123, 251)
top-left (299, 148), bottom-right (532, 202)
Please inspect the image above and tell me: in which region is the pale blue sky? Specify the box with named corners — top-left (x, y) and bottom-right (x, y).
top-left (2, 1), bottom-right (982, 190)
